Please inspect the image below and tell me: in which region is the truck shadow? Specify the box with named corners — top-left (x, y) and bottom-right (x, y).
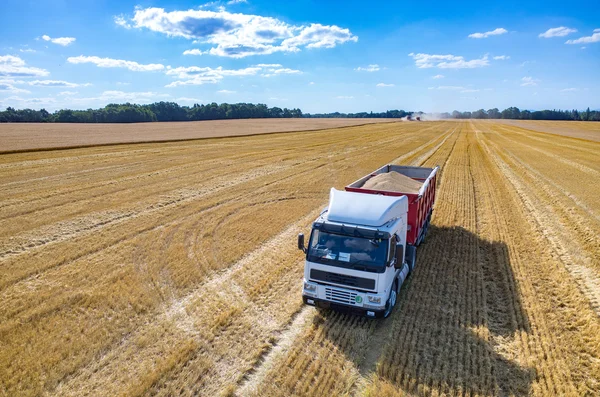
top-left (316, 224), bottom-right (535, 396)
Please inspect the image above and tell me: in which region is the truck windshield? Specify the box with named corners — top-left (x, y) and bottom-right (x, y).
top-left (307, 229), bottom-right (388, 272)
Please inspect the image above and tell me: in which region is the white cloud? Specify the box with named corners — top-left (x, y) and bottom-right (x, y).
top-left (493, 55), bottom-right (510, 60)
top-left (309, 81), bottom-right (315, 85)
top-left (461, 89), bottom-right (480, 93)
top-left (560, 88), bottom-right (578, 92)
top-left (432, 74), bottom-right (444, 79)
top-left (0, 95), bottom-right (56, 109)
top-left (261, 67), bottom-right (301, 77)
top-left (116, 82), bottom-right (130, 86)
top-left (521, 76), bottom-right (540, 86)
top-left (41, 35), bottom-right (76, 46)
top-left (27, 80), bottom-right (90, 87)
top-left (409, 53), bottom-right (489, 69)
top-left (0, 55), bottom-right (49, 77)
top-left (565, 29), bottom-right (600, 44)
top-left (67, 55), bottom-right (165, 71)
top-left (58, 91), bottom-right (78, 96)
top-left (177, 97), bottom-right (203, 103)
top-left (19, 48), bottom-right (37, 53)
top-left (376, 83), bottom-right (394, 87)
top-left (116, 7), bottom-right (357, 58)
top-left (0, 79), bottom-right (31, 94)
top-left (114, 15), bottom-right (132, 29)
top-left (539, 27), bottom-right (577, 38)
top-left (165, 65), bottom-right (261, 87)
top-left (227, 0), bottom-right (248, 4)
top-left (468, 28), bottom-right (507, 39)
top-left (164, 64), bottom-right (299, 87)
top-left (429, 86), bottom-right (466, 90)
top-left (217, 89), bottom-right (236, 94)
top-left (355, 64), bottom-right (379, 72)
top-left (281, 23), bottom-right (357, 49)
top-left (183, 49), bottom-right (204, 55)
top-left (336, 95), bottom-right (353, 99)
top-left (87, 90), bottom-right (169, 102)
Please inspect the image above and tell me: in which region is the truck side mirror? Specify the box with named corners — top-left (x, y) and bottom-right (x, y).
top-left (394, 244), bottom-right (404, 269)
top-left (298, 233), bottom-right (306, 253)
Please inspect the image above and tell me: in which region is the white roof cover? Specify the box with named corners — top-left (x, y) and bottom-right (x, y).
top-left (326, 188), bottom-right (408, 227)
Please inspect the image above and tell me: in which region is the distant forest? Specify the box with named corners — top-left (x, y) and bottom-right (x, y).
top-left (0, 102), bottom-right (598, 123)
top-left (306, 107), bottom-right (600, 121)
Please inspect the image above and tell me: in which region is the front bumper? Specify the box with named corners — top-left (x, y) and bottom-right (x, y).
top-left (303, 295), bottom-right (386, 318)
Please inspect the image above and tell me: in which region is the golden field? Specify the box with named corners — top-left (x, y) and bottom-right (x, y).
top-left (0, 118), bottom-right (399, 153)
top-left (0, 120), bottom-right (599, 396)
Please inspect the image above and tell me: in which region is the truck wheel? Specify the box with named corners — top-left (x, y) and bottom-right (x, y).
top-left (406, 245), bottom-right (417, 273)
top-left (383, 282), bottom-right (398, 318)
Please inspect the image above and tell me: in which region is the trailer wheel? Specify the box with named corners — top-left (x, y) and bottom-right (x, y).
top-left (422, 214), bottom-right (432, 243)
top-left (383, 282), bottom-right (398, 318)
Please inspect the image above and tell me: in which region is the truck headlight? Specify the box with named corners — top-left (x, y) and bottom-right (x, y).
top-left (304, 282), bottom-right (317, 292)
top-left (367, 295), bottom-right (381, 304)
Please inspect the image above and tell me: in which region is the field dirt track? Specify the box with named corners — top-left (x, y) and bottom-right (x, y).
top-left (1, 121), bottom-right (599, 396)
top-left (495, 119), bottom-right (600, 142)
top-left (0, 118), bottom-right (400, 153)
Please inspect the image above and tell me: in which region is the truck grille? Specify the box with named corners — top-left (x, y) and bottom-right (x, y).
top-left (325, 287), bottom-right (358, 305)
top-left (310, 269), bottom-right (375, 290)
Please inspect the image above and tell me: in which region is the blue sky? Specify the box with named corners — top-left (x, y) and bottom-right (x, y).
top-left (1, 0), bottom-right (598, 113)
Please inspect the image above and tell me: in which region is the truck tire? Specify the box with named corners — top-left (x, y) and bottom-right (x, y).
top-left (417, 213), bottom-right (432, 246)
top-left (383, 281), bottom-right (398, 318)
top-left (406, 245), bottom-right (417, 273)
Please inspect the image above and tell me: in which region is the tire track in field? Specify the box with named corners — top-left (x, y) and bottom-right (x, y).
top-left (0, 148), bottom-right (294, 226)
top-left (475, 123), bottom-right (600, 272)
top-left (388, 124), bottom-right (456, 165)
top-left (491, 123), bottom-right (600, 157)
top-left (53, 210), bottom-right (319, 397)
top-left (0, 125), bottom-right (362, 201)
top-left (1, 123), bottom-right (405, 217)
top-left (1, 125), bottom-right (430, 294)
top-left (0, 162), bottom-right (295, 260)
top-left (471, 126), bottom-right (578, 395)
top-left (0, 135), bottom-right (308, 208)
top-left (1, 122), bottom-right (440, 262)
top-left (234, 306), bottom-right (314, 396)
top-left (485, 123), bottom-right (600, 207)
top-left (477, 130), bottom-right (600, 317)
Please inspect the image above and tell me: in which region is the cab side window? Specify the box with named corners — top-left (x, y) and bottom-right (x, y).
top-left (389, 235), bottom-right (397, 263)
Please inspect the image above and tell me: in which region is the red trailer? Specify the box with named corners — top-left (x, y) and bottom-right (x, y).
top-left (344, 164), bottom-right (438, 246)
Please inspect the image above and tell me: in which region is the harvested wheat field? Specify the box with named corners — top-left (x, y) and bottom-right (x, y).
top-left (496, 119), bottom-right (600, 142)
top-left (1, 120), bottom-right (599, 396)
top-left (0, 118), bottom-right (399, 153)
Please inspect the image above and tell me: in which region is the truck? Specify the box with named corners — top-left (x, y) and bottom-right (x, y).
top-left (298, 164), bottom-right (438, 318)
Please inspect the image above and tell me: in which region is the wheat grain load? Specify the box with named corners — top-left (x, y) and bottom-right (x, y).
top-left (362, 171), bottom-right (423, 193)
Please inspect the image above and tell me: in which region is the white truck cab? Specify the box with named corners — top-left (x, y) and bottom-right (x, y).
top-left (299, 188), bottom-right (414, 318)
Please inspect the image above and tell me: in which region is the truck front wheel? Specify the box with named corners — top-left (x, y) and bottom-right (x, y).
top-left (383, 282), bottom-right (398, 318)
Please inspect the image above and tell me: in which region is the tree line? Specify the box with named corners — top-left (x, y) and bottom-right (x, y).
top-left (0, 102), bottom-right (303, 123)
top-left (447, 107), bottom-right (600, 121)
top-left (303, 110), bottom-right (410, 118)
top-left (0, 102), bottom-right (598, 123)
top-left (308, 108), bottom-right (599, 121)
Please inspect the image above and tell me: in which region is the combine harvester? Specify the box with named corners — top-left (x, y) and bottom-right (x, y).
top-left (298, 164), bottom-right (438, 318)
